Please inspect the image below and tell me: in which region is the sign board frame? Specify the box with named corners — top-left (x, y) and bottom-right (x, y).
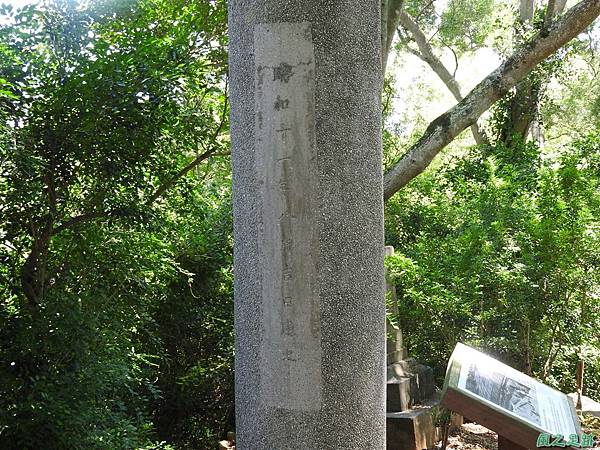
top-left (441, 343), bottom-right (581, 450)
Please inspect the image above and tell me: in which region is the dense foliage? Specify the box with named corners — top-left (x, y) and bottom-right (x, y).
top-left (386, 0), bottom-right (600, 404)
top-left (0, 0), bottom-right (598, 448)
top-left (385, 136), bottom-right (600, 398)
top-left (0, 1), bottom-right (232, 448)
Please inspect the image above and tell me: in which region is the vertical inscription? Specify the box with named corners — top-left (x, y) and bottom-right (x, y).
top-left (254, 22), bottom-right (321, 410)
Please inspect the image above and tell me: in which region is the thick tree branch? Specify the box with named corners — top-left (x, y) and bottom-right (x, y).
top-left (52, 211), bottom-right (107, 236)
top-left (397, 10), bottom-right (487, 145)
top-left (147, 89), bottom-right (229, 205)
top-left (147, 148), bottom-right (227, 205)
top-left (51, 84), bottom-right (230, 235)
top-left (383, 0), bottom-right (600, 200)
top-left (382, 0), bottom-right (404, 73)
top-left (502, 0), bottom-right (568, 146)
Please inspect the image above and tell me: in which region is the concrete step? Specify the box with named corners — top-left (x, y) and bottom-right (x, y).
top-left (386, 400), bottom-right (441, 450)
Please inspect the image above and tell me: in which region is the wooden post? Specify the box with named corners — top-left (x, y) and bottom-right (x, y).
top-left (576, 359), bottom-right (584, 410)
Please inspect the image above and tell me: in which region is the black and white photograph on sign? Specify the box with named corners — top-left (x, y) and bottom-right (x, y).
top-left (454, 343), bottom-right (578, 439)
top-left (464, 362), bottom-right (541, 426)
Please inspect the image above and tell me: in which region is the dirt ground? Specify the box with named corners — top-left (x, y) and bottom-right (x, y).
top-left (436, 423), bottom-right (498, 450)
top-left (436, 421), bottom-right (600, 450)
top-left (218, 418), bottom-right (600, 449)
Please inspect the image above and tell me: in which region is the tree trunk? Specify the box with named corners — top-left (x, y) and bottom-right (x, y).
top-left (383, 0), bottom-right (600, 199)
top-left (499, 78), bottom-right (541, 146)
top-left (21, 218), bottom-right (53, 305)
top-left (397, 10), bottom-right (487, 145)
top-left (229, 1), bottom-right (385, 448)
top-left (520, 0), bottom-right (535, 22)
top-left (382, 0), bottom-right (404, 73)
top-left (500, 0), bottom-right (568, 147)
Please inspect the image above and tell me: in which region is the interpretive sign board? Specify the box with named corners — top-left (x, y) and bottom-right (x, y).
top-left (441, 343), bottom-right (581, 449)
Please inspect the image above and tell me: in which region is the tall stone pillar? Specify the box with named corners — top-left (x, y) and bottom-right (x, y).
top-left (229, 1), bottom-right (385, 448)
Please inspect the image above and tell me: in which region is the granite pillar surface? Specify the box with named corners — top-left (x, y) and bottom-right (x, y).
top-left (229, 1), bottom-right (385, 448)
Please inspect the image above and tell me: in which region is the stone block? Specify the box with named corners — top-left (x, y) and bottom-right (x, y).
top-left (569, 393), bottom-right (600, 418)
top-left (387, 359), bottom-right (435, 412)
top-left (386, 402), bottom-right (439, 450)
top-left (387, 375), bottom-right (413, 412)
top-left (386, 320), bottom-right (407, 364)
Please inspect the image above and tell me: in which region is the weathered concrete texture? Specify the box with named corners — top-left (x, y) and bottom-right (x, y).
top-left (229, 0), bottom-right (384, 448)
top-left (255, 22), bottom-right (322, 412)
